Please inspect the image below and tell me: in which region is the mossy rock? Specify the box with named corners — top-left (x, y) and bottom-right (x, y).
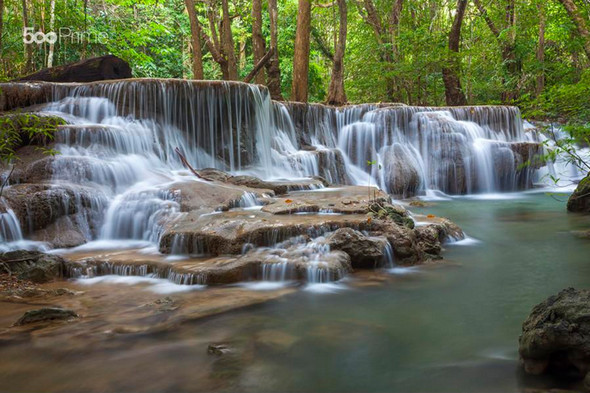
top-left (567, 174), bottom-right (590, 213)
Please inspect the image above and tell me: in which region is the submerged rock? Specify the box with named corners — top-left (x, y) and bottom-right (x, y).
top-left (208, 343), bottom-right (233, 356)
top-left (519, 288), bottom-right (590, 385)
top-left (14, 307), bottom-right (78, 326)
top-left (0, 250), bottom-right (65, 283)
top-left (568, 175), bottom-right (590, 213)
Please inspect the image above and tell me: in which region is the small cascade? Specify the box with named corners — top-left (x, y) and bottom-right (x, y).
top-left (534, 124), bottom-right (589, 188)
top-left (261, 260), bottom-right (290, 281)
top-left (304, 241), bottom-right (345, 283)
top-left (382, 241), bottom-right (395, 269)
top-left (67, 261), bottom-right (206, 285)
top-left (237, 192), bottom-right (262, 208)
top-left (100, 187), bottom-right (179, 242)
top-left (0, 203), bottom-right (22, 243)
top-left (0, 200), bottom-right (25, 251)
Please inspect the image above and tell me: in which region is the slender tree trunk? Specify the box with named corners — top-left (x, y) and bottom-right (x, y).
top-left (22, 0), bottom-right (34, 73)
top-left (556, 0), bottom-right (590, 60)
top-left (0, 0), bottom-right (4, 58)
top-left (501, 0), bottom-right (519, 103)
top-left (221, 0), bottom-right (238, 80)
top-left (473, 0), bottom-right (520, 103)
top-left (47, 0), bottom-right (56, 68)
top-left (536, 2), bottom-right (545, 97)
top-left (252, 0), bottom-right (266, 84)
top-left (291, 0), bottom-right (312, 102)
top-left (442, 0), bottom-right (468, 106)
top-left (185, 0), bottom-right (204, 79)
top-left (358, 0), bottom-right (403, 102)
top-left (326, 0), bottom-right (347, 106)
top-left (266, 0), bottom-right (283, 100)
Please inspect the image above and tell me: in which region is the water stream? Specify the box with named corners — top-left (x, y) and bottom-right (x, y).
top-left (1, 191), bottom-right (590, 392)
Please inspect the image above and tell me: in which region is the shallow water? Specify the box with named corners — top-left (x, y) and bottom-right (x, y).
top-left (2, 191), bottom-right (590, 392)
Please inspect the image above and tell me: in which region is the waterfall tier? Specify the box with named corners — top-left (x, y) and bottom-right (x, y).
top-left (0, 79), bottom-right (541, 283)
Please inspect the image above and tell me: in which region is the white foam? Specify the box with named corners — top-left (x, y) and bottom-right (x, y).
top-left (303, 282), bottom-right (348, 293)
top-left (236, 281), bottom-right (294, 291)
top-left (52, 240), bottom-right (155, 254)
top-left (75, 275), bottom-right (205, 294)
top-left (448, 236), bottom-right (481, 246)
top-left (386, 266), bottom-right (420, 275)
top-left (0, 240), bottom-right (50, 253)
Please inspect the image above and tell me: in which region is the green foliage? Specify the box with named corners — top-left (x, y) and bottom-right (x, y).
top-left (0, 0), bottom-right (588, 109)
top-left (0, 113), bottom-right (64, 165)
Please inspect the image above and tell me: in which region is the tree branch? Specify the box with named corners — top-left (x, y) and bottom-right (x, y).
top-left (243, 48), bottom-right (275, 83)
top-left (473, 0), bottom-right (501, 40)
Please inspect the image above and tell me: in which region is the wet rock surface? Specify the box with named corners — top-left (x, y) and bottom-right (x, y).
top-left (519, 288), bottom-right (590, 385)
top-left (14, 307), bottom-right (79, 326)
top-left (196, 168), bottom-right (327, 194)
top-left (568, 175), bottom-right (590, 213)
top-left (0, 250), bottom-right (65, 283)
top-left (324, 228), bottom-right (388, 269)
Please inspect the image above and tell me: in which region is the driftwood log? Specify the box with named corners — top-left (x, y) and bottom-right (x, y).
top-left (15, 55), bottom-right (132, 83)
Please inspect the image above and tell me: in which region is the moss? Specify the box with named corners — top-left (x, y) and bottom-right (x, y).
top-left (368, 202), bottom-right (415, 229)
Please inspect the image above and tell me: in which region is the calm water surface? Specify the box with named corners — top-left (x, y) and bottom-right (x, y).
top-left (3, 191), bottom-right (590, 393)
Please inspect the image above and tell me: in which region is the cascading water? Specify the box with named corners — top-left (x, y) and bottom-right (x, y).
top-left (0, 79), bottom-right (546, 284)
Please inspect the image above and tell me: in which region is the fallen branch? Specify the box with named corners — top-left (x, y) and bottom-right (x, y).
top-left (174, 147), bottom-right (207, 180)
top-left (243, 48), bottom-right (275, 84)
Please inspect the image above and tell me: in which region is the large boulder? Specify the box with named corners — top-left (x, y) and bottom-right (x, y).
top-left (2, 183), bottom-right (108, 234)
top-left (16, 55), bottom-right (132, 83)
top-left (568, 175), bottom-right (590, 213)
top-left (324, 228), bottom-right (388, 268)
top-left (519, 288), bottom-right (590, 385)
top-left (0, 250), bottom-right (66, 283)
top-left (382, 144), bottom-right (422, 198)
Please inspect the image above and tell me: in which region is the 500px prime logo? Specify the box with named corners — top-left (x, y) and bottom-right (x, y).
top-left (23, 28), bottom-right (57, 44)
top-left (23, 27), bottom-right (108, 45)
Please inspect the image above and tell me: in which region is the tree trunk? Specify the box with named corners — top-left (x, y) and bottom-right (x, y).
top-left (473, 0), bottom-right (520, 103)
top-left (47, 0), bottom-right (56, 68)
top-left (357, 0), bottom-right (403, 101)
top-left (266, 0), bottom-right (283, 100)
top-left (221, 0), bottom-right (238, 80)
top-left (536, 2), bottom-right (545, 97)
top-left (0, 0), bottom-right (4, 58)
top-left (556, 0), bottom-right (590, 60)
top-left (252, 0), bottom-right (266, 84)
top-left (291, 0), bottom-right (312, 102)
top-left (17, 55), bottom-right (132, 82)
top-left (326, 0), bottom-right (347, 106)
top-left (442, 0), bottom-right (468, 106)
top-left (22, 0), bottom-right (34, 73)
top-left (501, 0), bottom-right (520, 102)
top-left (185, 0), bottom-right (204, 79)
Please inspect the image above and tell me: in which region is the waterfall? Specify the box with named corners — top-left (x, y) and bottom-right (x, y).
top-left (0, 79), bottom-right (543, 255)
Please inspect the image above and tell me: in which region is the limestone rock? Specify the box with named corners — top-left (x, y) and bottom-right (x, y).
top-left (383, 143), bottom-right (422, 198)
top-left (519, 288), bottom-right (590, 381)
top-left (0, 250), bottom-right (65, 283)
top-left (14, 307), bottom-right (79, 326)
top-left (324, 228), bottom-right (388, 268)
top-left (568, 175), bottom-right (590, 213)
